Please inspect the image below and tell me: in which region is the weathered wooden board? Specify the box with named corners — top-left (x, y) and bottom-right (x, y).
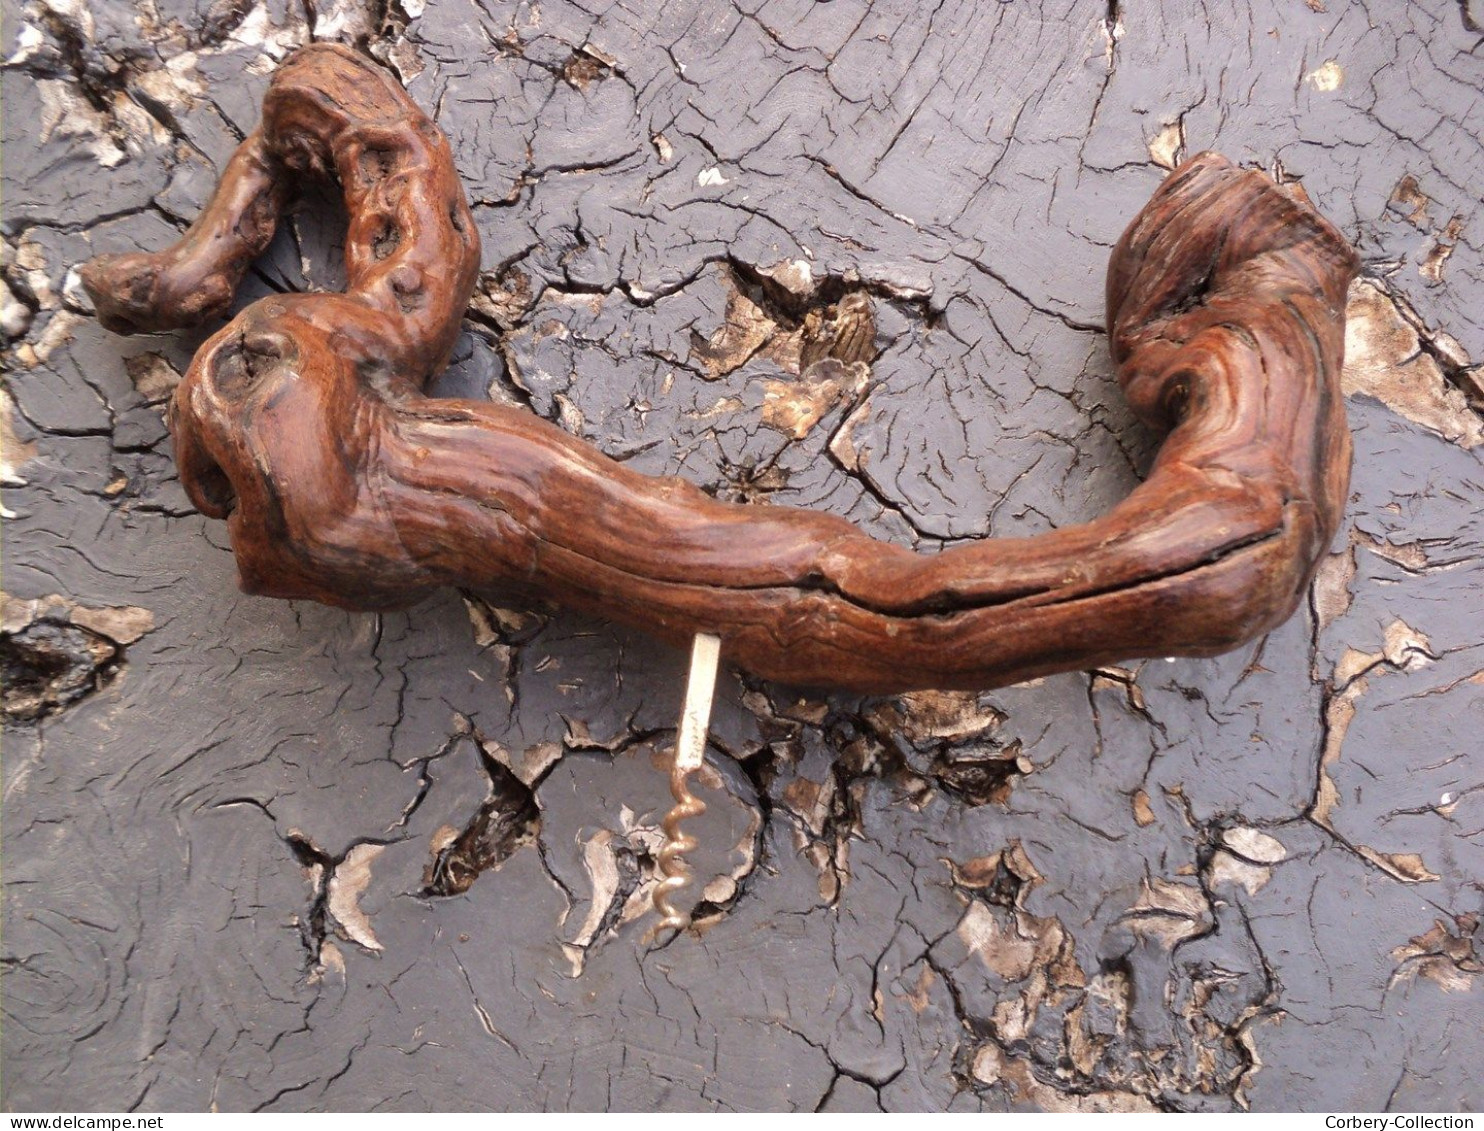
top-left (3, 0), bottom-right (1480, 1112)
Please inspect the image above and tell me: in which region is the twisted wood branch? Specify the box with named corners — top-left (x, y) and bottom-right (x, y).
top-left (80, 44), bottom-right (1359, 694)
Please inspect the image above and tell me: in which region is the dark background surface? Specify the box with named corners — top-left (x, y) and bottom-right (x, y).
top-left (3, 0), bottom-right (1481, 1111)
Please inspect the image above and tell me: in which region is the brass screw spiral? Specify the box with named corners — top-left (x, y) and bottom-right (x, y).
top-left (653, 755), bottom-right (708, 932)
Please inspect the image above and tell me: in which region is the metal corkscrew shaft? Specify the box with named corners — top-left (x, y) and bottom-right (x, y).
top-left (653, 634), bottom-right (722, 933)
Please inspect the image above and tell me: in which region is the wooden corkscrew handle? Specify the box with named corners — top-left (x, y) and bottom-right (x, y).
top-left (80, 44), bottom-right (1359, 695)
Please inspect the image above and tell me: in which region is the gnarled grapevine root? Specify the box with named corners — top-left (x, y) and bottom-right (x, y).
top-left (80, 45), bottom-right (1359, 695)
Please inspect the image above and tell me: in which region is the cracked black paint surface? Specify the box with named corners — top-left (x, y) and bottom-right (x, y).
top-left (3, 0), bottom-right (1481, 1113)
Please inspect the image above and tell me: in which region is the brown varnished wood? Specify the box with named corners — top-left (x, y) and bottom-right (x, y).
top-left (79, 44), bottom-right (1360, 694)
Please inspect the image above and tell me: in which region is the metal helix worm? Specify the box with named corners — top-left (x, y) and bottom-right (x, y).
top-left (653, 761), bottom-right (708, 933)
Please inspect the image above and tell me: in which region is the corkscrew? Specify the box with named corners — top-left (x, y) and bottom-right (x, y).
top-left (652, 633), bottom-right (722, 934)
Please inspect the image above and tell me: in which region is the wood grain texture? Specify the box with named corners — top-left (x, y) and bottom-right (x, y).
top-left (79, 44), bottom-right (1360, 694)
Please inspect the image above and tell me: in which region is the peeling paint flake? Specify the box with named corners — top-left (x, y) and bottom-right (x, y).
top-left (1148, 120), bottom-right (1184, 170)
top-left (1306, 60), bottom-right (1343, 91)
top-left (1, 390), bottom-right (38, 487)
top-left (328, 843), bottom-right (386, 952)
top-left (1222, 827), bottom-right (1287, 865)
top-left (1343, 281), bottom-right (1482, 448)
top-left (1391, 915), bottom-right (1481, 992)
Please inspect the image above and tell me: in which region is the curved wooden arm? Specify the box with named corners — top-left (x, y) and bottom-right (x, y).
top-left (80, 44), bottom-right (1359, 694)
